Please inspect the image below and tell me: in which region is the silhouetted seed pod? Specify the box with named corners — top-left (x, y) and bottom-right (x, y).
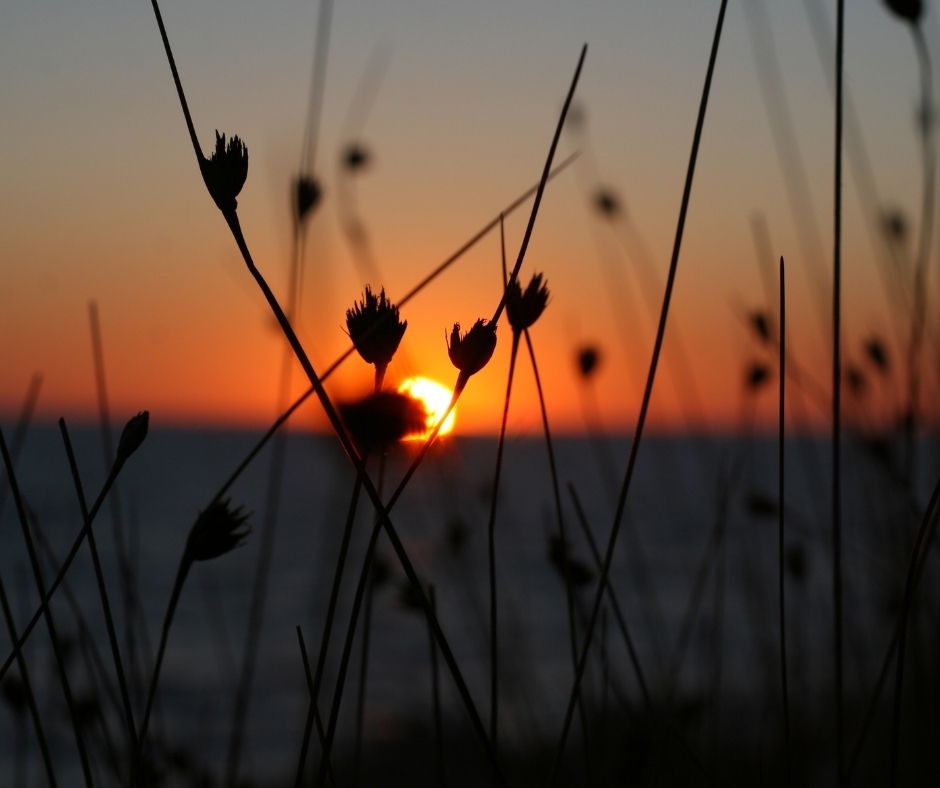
top-left (396, 580), bottom-right (426, 613)
top-left (881, 209), bottom-right (908, 244)
top-left (745, 490), bottom-right (777, 519)
top-left (1, 675), bottom-right (28, 715)
top-left (746, 363), bottom-right (771, 391)
top-left (370, 555), bottom-right (391, 589)
top-left (199, 131), bottom-right (248, 212)
top-left (345, 287), bottom-right (407, 376)
top-left (749, 311), bottom-right (772, 344)
top-left (577, 345), bottom-right (601, 379)
top-left (117, 411), bottom-right (149, 465)
top-left (342, 143), bottom-right (370, 172)
top-left (547, 533), bottom-right (594, 588)
top-left (846, 365), bottom-right (867, 398)
top-left (884, 0), bottom-right (923, 24)
top-left (593, 188), bottom-right (621, 219)
top-left (785, 543), bottom-right (808, 582)
top-left (447, 320), bottom-right (497, 377)
top-left (447, 517), bottom-right (469, 556)
top-left (863, 436), bottom-right (892, 468)
top-left (185, 499), bottom-right (251, 563)
top-left (74, 694), bottom-right (102, 727)
top-left (506, 272), bottom-right (550, 333)
top-left (294, 175), bottom-right (322, 223)
top-left (339, 391), bottom-right (427, 452)
top-left (864, 337), bottom-right (889, 374)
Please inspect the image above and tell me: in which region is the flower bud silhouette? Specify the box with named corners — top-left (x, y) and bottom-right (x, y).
top-left (593, 188), bottom-right (621, 219)
top-left (447, 320), bottom-right (497, 377)
top-left (576, 345), bottom-right (601, 379)
top-left (746, 362), bottom-right (771, 391)
top-left (294, 175), bottom-right (322, 223)
top-left (200, 131), bottom-right (248, 212)
top-left (116, 411), bottom-right (149, 465)
top-left (749, 311), bottom-right (772, 344)
top-left (340, 391), bottom-right (428, 451)
top-left (864, 337), bottom-right (889, 374)
top-left (884, 0), bottom-right (922, 24)
top-left (346, 287), bottom-right (407, 387)
top-left (506, 272), bottom-right (550, 332)
top-left (185, 499), bottom-right (251, 563)
top-left (342, 143), bottom-right (370, 172)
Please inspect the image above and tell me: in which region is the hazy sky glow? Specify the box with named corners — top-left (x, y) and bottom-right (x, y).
top-left (1, 0), bottom-right (937, 434)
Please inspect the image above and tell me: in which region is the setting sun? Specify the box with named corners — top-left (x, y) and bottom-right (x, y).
top-left (398, 376), bottom-right (457, 439)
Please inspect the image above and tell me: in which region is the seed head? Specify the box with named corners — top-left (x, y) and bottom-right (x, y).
top-left (846, 365), bottom-right (867, 398)
top-left (746, 490), bottom-right (777, 519)
top-left (346, 287), bottom-right (407, 374)
top-left (342, 143), bottom-right (370, 172)
top-left (749, 311), bottom-right (772, 344)
top-left (339, 391), bottom-right (428, 451)
top-left (116, 410), bottom-right (149, 465)
top-left (881, 209), bottom-right (908, 245)
top-left (185, 499), bottom-right (251, 563)
top-left (547, 534), bottom-right (593, 588)
top-left (577, 345), bottom-right (601, 379)
top-left (593, 188), bottom-right (621, 219)
top-left (200, 131), bottom-right (249, 212)
top-left (506, 272), bottom-right (550, 332)
top-left (447, 319), bottom-right (497, 377)
top-left (746, 362), bottom-right (771, 391)
top-left (864, 337), bottom-right (889, 374)
top-left (294, 175), bottom-right (322, 223)
top-left (883, 0), bottom-right (922, 24)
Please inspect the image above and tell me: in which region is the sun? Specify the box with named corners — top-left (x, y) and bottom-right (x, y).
top-left (398, 376), bottom-right (457, 439)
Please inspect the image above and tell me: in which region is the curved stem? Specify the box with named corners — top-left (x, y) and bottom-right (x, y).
top-left (0, 576), bottom-right (57, 787)
top-left (136, 556), bottom-right (192, 778)
top-left (0, 431), bottom-right (95, 788)
top-left (778, 258), bottom-right (791, 786)
top-left (60, 419), bottom-right (137, 752)
top-left (486, 332), bottom-right (520, 754)
top-left (549, 3), bottom-right (728, 780)
top-left (833, 0), bottom-right (845, 779)
top-left (904, 24), bottom-right (935, 483)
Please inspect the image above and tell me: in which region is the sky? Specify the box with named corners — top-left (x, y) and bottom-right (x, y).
top-left (1, 0), bottom-right (937, 435)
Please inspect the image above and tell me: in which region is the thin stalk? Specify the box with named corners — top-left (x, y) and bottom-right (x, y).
top-left (0, 457), bottom-right (128, 683)
top-left (549, 3), bottom-right (728, 780)
top-left (429, 586), bottom-right (446, 788)
top-left (224, 295), bottom-right (300, 786)
top-left (295, 627), bottom-right (334, 788)
top-left (486, 331), bottom-right (520, 752)
top-left (778, 258), bottom-right (791, 786)
top-left (522, 330), bottom-right (593, 782)
top-left (88, 303), bottom-right (138, 705)
top-left (0, 430), bottom-right (95, 787)
top-left (59, 419), bottom-right (137, 751)
top-left (295, 472), bottom-right (364, 786)
top-left (566, 484), bottom-right (651, 712)
top-left (889, 475), bottom-right (940, 785)
top-left (846, 475), bottom-right (940, 783)
top-left (299, 0), bottom-right (334, 176)
top-left (904, 24), bottom-right (935, 484)
top-left (0, 576), bottom-right (57, 788)
top-left (0, 373), bottom-right (42, 521)
top-left (352, 452), bottom-right (386, 788)
top-left (832, 0), bottom-right (845, 780)
top-left (136, 556), bottom-right (192, 772)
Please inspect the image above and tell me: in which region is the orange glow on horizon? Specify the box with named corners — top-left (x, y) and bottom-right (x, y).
top-left (398, 376), bottom-right (457, 440)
